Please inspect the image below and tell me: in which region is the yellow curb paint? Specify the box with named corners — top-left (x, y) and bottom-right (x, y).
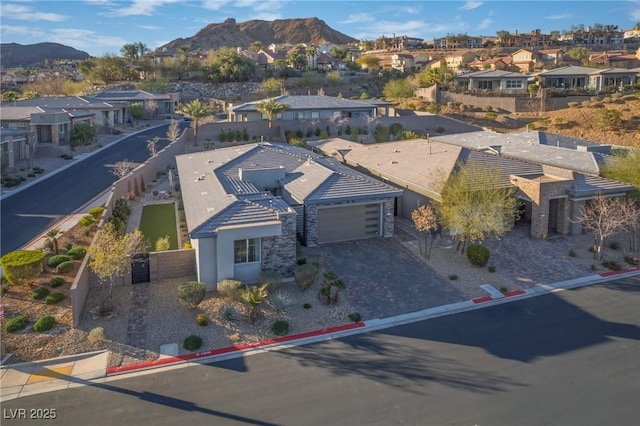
top-left (26, 365), bottom-right (73, 384)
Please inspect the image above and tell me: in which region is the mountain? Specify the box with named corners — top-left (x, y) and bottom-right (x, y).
top-left (1, 42), bottom-right (90, 68)
top-left (159, 17), bottom-right (358, 51)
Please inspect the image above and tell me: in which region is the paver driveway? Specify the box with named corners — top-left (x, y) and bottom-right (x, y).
top-left (308, 237), bottom-right (466, 320)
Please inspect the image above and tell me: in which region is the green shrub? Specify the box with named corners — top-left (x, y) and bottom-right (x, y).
top-left (602, 260), bottom-right (622, 270)
top-left (88, 327), bottom-right (105, 345)
top-left (348, 312), bottom-right (362, 322)
top-left (49, 276), bottom-right (65, 287)
top-left (271, 320), bottom-right (289, 336)
top-left (307, 255), bottom-right (323, 269)
top-left (217, 279), bottom-right (242, 300)
top-left (78, 215), bottom-right (95, 227)
top-left (568, 102), bottom-right (579, 108)
top-left (33, 315), bottom-right (55, 332)
top-left (482, 105), bottom-right (493, 112)
top-left (295, 263), bottom-right (317, 291)
top-left (48, 254), bottom-right (71, 267)
top-left (4, 315), bottom-right (29, 333)
top-left (0, 250), bottom-right (45, 285)
top-left (155, 235), bottom-right (171, 252)
top-left (177, 281), bottom-right (206, 309)
top-left (259, 270), bottom-right (281, 290)
top-left (31, 286), bottom-right (50, 300)
top-left (56, 261), bottom-right (75, 273)
top-left (488, 265), bottom-right (496, 273)
top-left (67, 247), bottom-right (87, 260)
top-left (466, 244), bottom-right (490, 267)
top-left (45, 292), bottom-right (65, 304)
top-left (196, 313), bottom-right (208, 326)
top-left (459, 104), bottom-right (467, 112)
top-left (183, 335), bottom-right (203, 351)
top-left (88, 206), bottom-right (105, 218)
top-left (485, 111), bottom-right (497, 120)
top-left (303, 303), bottom-right (312, 309)
top-left (581, 101), bottom-right (590, 107)
top-left (568, 249), bottom-right (577, 258)
top-left (448, 274), bottom-right (458, 280)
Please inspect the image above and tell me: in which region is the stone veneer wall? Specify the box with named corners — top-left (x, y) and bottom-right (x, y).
top-left (261, 211), bottom-right (297, 277)
top-left (382, 198), bottom-right (395, 238)
top-left (304, 205), bottom-right (319, 247)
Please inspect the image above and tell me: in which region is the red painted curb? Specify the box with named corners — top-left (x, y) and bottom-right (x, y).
top-left (504, 289), bottom-right (526, 297)
top-left (600, 265), bottom-right (640, 278)
top-left (106, 322), bottom-right (365, 375)
top-left (472, 295), bottom-right (493, 304)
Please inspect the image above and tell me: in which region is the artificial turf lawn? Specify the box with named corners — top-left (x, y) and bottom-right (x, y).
top-left (139, 203), bottom-right (179, 251)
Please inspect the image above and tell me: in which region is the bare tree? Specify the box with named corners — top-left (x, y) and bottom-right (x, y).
top-left (111, 159), bottom-right (134, 179)
top-left (167, 119), bottom-right (180, 142)
top-left (144, 99), bottom-right (158, 119)
top-left (146, 136), bottom-right (159, 157)
top-left (412, 204), bottom-right (439, 259)
top-left (577, 195), bottom-right (627, 260)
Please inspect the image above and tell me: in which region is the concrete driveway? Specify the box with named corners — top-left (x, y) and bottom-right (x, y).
top-left (308, 237), bottom-right (466, 320)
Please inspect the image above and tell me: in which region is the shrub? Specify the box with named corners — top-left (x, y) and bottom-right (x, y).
top-left (608, 241), bottom-right (620, 250)
top-left (88, 327), bottom-right (105, 345)
top-left (348, 312), bottom-right (362, 322)
top-left (303, 303), bottom-right (312, 309)
top-left (48, 254), bottom-right (71, 268)
top-left (155, 235), bottom-right (170, 252)
top-left (485, 112), bottom-right (497, 120)
top-left (602, 260), bottom-right (622, 270)
top-left (466, 244), bottom-right (490, 267)
top-left (499, 287), bottom-right (508, 294)
top-left (45, 292), bottom-right (65, 304)
top-left (590, 96), bottom-right (599, 103)
top-left (459, 104), bottom-right (467, 112)
top-left (31, 286), bottom-right (50, 300)
top-left (49, 276), bottom-right (65, 287)
top-left (581, 101), bottom-right (590, 107)
top-left (217, 279), bottom-right (242, 300)
top-left (611, 92), bottom-right (622, 100)
top-left (177, 281), bottom-right (206, 309)
top-left (568, 249), bottom-right (577, 258)
top-left (218, 303), bottom-right (240, 323)
top-left (568, 102), bottom-right (579, 108)
top-left (183, 335), bottom-right (203, 351)
top-left (295, 263), bottom-right (317, 291)
top-left (296, 258), bottom-right (307, 266)
top-left (268, 291), bottom-right (293, 314)
top-left (4, 315), bottom-right (29, 333)
top-left (260, 269), bottom-right (281, 290)
top-left (271, 320), bottom-right (289, 336)
top-left (307, 255), bottom-right (323, 269)
top-left (602, 96), bottom-right (612, 103)
top-left (196, 313), bottom-right (208, 326)
top-left (56, 261), bottom-right (75, 273)
top-left (488, 265), bottom-right (496, 273)
top-left (67, 246), bottom-right (87, 260)
top-left (448, 274), bottom-right (458, 280)
top-left (33, 315), bottom-right (55, 332)
top-left (88, 206), bottom-right (105, 218)
top-left (78, 214), bottom-right (95, 227)
top-left (0, 250), bottom-right (45, 285)
top-left (482, 105), bottom-right (493, 112)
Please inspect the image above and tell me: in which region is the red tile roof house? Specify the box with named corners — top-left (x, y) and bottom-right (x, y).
top-left (175, 143), bottom-right (401, 290)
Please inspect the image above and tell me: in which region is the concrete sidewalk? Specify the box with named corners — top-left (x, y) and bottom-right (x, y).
top-left (1, 267), bottom-right (637, 401)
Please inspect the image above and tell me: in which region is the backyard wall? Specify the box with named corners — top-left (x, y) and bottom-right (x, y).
top-left (149, 249), bottom-right (196, 282)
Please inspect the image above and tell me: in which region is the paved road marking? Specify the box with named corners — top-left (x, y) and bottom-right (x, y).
top-left (27, 365), bottom-right (73, 384)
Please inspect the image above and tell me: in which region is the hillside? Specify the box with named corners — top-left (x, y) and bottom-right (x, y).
top-left (160, 17), bottom-right (357, 51)
top-left (1, 43), bottom-right (90, 67)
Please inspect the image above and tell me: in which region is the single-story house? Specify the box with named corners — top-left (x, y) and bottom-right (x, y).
top-left (0, 129), bottom-right (30, 168)
top-left (538, 65), bottom-right (640, 90)
top-left (588, 68), bottom-right (640, 91)
top-left (176, 142), bottom-right (402, 290)
top-left (229, 95), bottom-right (392, 123)
top-left (453, 70), bottom-right (530, 94)
top-left (309, 137), bottom-right (634, 240)
top-left (90, 90), bottom-right (180, 116)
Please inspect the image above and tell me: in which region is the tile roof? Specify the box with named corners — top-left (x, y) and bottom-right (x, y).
top-left (231, 95), bottom-right (391, 112)
top-left (538, 65), bottom-right (601, 76)
top-left (176, 142), bottom-right (401, 237)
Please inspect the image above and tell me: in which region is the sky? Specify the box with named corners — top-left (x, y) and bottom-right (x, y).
top-left (1, 0), bottom-right (639, 57)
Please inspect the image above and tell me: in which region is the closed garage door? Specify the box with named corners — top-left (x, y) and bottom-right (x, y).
top-left (317, 203), bottom-right (380, 243)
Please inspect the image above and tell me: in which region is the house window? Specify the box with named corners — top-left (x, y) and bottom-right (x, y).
top-left (505, 80), bottom-right (523, 89)
top-left (234, 238), bottom-right (260, 264)
top-left (294, 112), bottom-right (304, 120)
top-left (311, 111), bottom-right (320, 119)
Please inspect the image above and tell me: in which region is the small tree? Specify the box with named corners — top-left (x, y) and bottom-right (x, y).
top-left (146, 136), bottom-right (159, 157)
top-left (261, 78), bottom-right (285, 96)
top-left (411, 205), bottom-right (438, 259)
top-left (593, 109), bottom-right (622, 130)
top-left (383, 78), bottom-right (414, 103)
top-left (318, 271), bottom-right (345, 305)
top-left (618, 198), bottom-right (640, 252)
top-left (0, 250), bottom-right (44, 286)
top-left (111, 159), bottom-right (134, 179)
top-left (144, 99), bottom-right (158, 119)
top-left (45, 228), bottom-right (63, 255)
top-left (167, 119), bottom-right (181, 142)
top-left (87, 223), bottom-right (149, 310)
top-left (578, 195), bottom-right (628, 260)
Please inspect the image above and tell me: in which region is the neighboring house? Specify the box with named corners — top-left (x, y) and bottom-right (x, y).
top-left (310, 136), bottom-right (633, 240)
top-left (589, 52), bottom-right (640, 69)
top-left (510, 49), bottom-right (537, 72)
top-left (229, 95), bottom-right (392, 122)
top-left (0, 105), bottom-right (79, 146)
top-left (537, 49), bottom-right (565, 68)
top-left (498, 30), bottom-right (551, 49)
top-left (90, 90), bottom-right (179, 116)
top-left (391, 53), bottom-right (415, 72)
top-left (538, 65), bottom-right (639, 90)
top-left (453, 70), bottom-right (529, 94)
top-left (175, 142), bottom-right (401, 290)
top-left (468, 57), bottom-right (508, 71)
top-left (0, 129), bottom-right (30, 168)
top-left (444, 51), bottom-right (477, 69)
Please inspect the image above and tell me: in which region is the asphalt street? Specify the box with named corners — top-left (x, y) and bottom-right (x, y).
top-left (2, 277), bottom-right (639, 426)
top-left (0, 125), bottom-right (173, 255)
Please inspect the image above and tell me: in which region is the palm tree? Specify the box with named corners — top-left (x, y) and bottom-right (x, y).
top-left (177, 99), bottom-right (211, 145)
top-left (256, 98), bottom-right (288, 129)
top-left (45, 228), bottom-right (62, 255)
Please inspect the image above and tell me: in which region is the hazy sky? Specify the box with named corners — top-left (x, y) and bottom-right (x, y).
top-left (1, 0), bottom-right (639, 56)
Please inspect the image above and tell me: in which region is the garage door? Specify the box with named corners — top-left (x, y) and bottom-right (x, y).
top-left (317, 203), bottom-right (380, 243)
